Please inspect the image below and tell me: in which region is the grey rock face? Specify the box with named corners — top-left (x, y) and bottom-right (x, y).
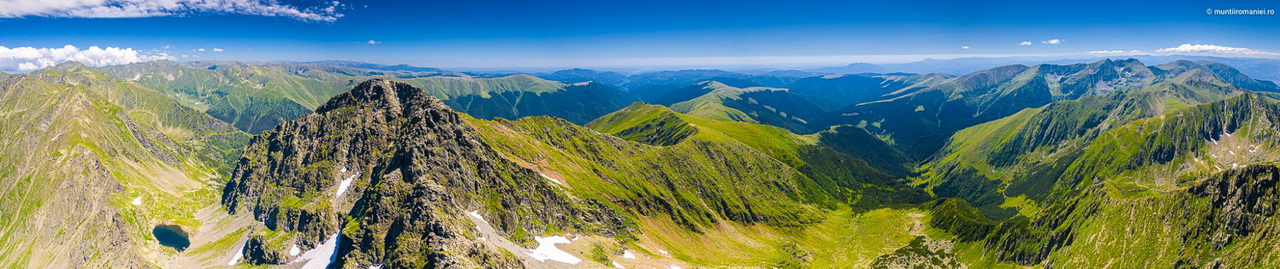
top-left (223, 79), bottom-right (630, 268)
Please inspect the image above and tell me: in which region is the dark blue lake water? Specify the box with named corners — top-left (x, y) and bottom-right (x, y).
top-left (153, 225), bottom-right (190, 251)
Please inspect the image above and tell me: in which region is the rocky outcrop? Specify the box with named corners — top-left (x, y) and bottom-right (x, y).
top-left (222, 79), bottom-right (631, 267)
top-left (1186, 164), bottom-right (1280, 250)
top-left (871, 236), bottom-right (964, 269)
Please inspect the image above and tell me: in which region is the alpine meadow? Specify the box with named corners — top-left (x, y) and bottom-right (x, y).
top-left (2, 0), bottom-right (1280, 268)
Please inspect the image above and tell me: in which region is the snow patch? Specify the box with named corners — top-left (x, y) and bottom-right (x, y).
top-left (293, 234), bottom-right (340, 269)
top-left (227, 240), bottom-right (246, 266)
top-left (468, 210), bottom-right (487, 224)
top-left (336, 173), bottom-right (359, 197)
top-left (622, 250), bottom-right (637, 259)
top-left (528, 236), bottom-right (581, 264)
top-left (669, 265), bottom-right (682, 269)
top-left (658, 249), bottom-right (669, 255)
top-left (290, 244), bottom-right (301, 256)
top-left (369, 266), bottom-right (381, 269)
top-left (612, 261), bottom-right (624, 268)
top-left (130, 197), bottom-right (142, 206)
top-left (539, 173), bottom-right (562, 184)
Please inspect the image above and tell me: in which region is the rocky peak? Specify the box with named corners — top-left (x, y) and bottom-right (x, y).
top-left (47, 61), bottom-right (91, 73)
top-left (1092, 58), bottom-right (1115, 67)
top-left (222, 78), bottom-right (629, 267)
top-left (314, 78), bottom-right (444, 115)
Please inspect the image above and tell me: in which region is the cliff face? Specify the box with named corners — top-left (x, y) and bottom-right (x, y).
top-left (222, 79), bottom-right (630, 267)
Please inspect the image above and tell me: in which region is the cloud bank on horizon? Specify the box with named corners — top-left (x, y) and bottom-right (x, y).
top-left (3, 42), bottom-right (1279, 72)
top-left (0, 45), bottom-right (172, 72)
top-left (1085, 44), bottom-right (1278, 57)
top-left (1156, 44), bottom-right (1279, 56)
top-left (0, 0), bottom-right (343, 22)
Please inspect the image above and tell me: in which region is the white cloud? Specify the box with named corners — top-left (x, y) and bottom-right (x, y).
top-left (1155, 44), bottom-right (1278, 56)
top-left (367, 40), bottom-right (381, 45)
top-left (0, 0), bottom-right (343, 22)
top-left (161, 45), bottom-right (171, 49)
top-left (1019, 41), bottom-right (1033, 46)
top-left (960, 46), bottom-right (970, 49)
top-left (212, 48), bottom-right (224, 52)
top-left (195, 48), bottom-right (205, 52)
top-left (0, 45), bottom-right (172, 72)
top-left (1041, 39), bottom-right (1064, 45)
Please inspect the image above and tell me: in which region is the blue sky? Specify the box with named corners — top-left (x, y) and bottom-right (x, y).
top-left (1, 0), bottom-right (1277, 70)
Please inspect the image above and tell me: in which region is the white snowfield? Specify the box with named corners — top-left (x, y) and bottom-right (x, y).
top-left (468, 210), bottom-right (487, 223)
top-left (336, 173), bottom-right (359, 197)
top-left (528, 236), bottom-right (581, 264)
top-left (293, 234), bottom-right (340, 269)
top-left (227, 241), bottom-right (246, 266)
top-left (466, 209), bottom-right (584, 266)
top-left (622, 250), bottom-right (637, 259)
top-left (130, 197), bottom-right (142, 205)
top-left (539, 173), bottom-right (562, 184)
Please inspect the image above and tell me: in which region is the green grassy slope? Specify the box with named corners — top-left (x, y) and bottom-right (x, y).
top-left (815, 59), bottom-right (1167, 159)
top-left (480, 110), bottom-right (937, 267)
top-left (0, 62), bottom-right (249, 267)
top-left (924, 94), bottom-right (1280, 267)
top-left (786, 73), bottom-right (953, 111)
top-left (482, 115), bottom-right (833, 229)
top-left (918, 67), bottom-right (1245, 219)
top-left (102, 61), bottom-right (355, 133)
top-left (667, 81), bottom-right (825, 133)
top-left (586, 102), bottom-right (700, 146)
top-left (587, 103), bottom-right (927, 209)
top-left (441, 79), bottom-right (639, 124)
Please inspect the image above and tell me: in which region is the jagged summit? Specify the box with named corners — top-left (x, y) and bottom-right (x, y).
top-left (222, 78), bottom-right (634, 267)
top-left (314, 78), bottom-right (445, 114)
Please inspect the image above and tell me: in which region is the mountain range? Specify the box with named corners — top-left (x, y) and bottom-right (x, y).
top-left (812, 55), bottom-right (1280, 83)
top-left (3, 57), bottom-right (1280, 268)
